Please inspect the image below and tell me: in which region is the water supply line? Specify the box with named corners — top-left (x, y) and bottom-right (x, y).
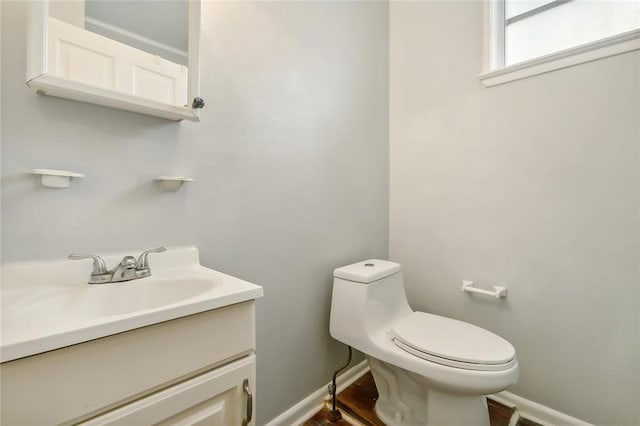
top-left (327, 345), bottom-right (353, 422)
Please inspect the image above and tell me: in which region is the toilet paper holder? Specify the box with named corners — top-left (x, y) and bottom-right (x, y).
top-left (461, 280), bottom-right (507, 298)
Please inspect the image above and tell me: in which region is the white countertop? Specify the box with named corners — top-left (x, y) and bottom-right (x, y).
top-left (0, 247), bottom-right (263, 363)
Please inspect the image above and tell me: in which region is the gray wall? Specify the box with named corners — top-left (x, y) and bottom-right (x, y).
top-left (390, 2), bottom-right (639, 424)
top-left (1, 1), bottom-right (389, 423)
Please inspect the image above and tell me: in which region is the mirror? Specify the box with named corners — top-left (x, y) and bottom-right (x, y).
top-left (26, 0), bottom-right (201, 121)
top-left (83, 1), bottom-right (189, 66)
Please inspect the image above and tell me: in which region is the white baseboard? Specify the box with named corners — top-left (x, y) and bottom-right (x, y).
top-left (265, 360), bottom-right (592, 426)
top-left (490, 391), bottom-right (593, 426)
top-left (265, 359), bottom-right (369, 426)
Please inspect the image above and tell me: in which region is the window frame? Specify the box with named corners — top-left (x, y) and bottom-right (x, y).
top-left (479, 0), bottom-right (640, 87)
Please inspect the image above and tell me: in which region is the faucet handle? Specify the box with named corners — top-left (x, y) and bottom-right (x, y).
top-left (136, 247), bottom-right (167, 270)
top-left (68, 254), bottom-right (108, 274)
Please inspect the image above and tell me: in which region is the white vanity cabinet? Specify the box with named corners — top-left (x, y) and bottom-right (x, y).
top-left (0, 301), bottom-right (257, 425)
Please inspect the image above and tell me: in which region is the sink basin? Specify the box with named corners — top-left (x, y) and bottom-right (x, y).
top-left (0, 247), bottom-right (263, 363)
top-left (4, 277), bottom-right (215, 322)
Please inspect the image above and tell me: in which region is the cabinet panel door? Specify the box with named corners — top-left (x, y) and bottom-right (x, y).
top-left (156, 386), bottom-right (236, 426)
top-left (81, 355), bottom-right (255, 426)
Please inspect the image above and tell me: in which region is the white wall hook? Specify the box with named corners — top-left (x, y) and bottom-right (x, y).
top-left (27, 169), bottom-right (85, 188)
top-left (155, 176), bottom-right (194, 192)
top-left (461, 280), bottom-right (507, 298)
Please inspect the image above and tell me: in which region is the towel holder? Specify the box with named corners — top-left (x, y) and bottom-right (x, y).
top-left (461, 280), bottom-right (507, 298)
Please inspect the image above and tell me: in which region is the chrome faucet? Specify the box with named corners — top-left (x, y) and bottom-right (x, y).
top-left (68, 247), bottom-right (167, 284)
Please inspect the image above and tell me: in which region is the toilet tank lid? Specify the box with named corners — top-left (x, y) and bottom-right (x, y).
top-left (333, 259), bottom-right (401, 284)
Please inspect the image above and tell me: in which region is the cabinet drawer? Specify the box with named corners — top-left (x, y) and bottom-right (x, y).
top-left (0, 301), bottom-right (255, 425)
top-left (81, 355), bottom-right (256, 426)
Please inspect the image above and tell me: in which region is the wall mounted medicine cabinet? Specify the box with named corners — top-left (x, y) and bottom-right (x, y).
top-left (26, 0), bottom-right (203, 121)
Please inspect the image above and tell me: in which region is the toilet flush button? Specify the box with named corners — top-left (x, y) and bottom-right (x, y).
top-left (364, 263), bottom-right (375, 267)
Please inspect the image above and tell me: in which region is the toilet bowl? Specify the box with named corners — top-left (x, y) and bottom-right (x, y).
top-left (329, 259), bottom-right (518, 426)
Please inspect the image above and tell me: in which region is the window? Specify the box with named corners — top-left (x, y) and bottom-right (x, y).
top-left (480, 0), bottom-right (640, 86)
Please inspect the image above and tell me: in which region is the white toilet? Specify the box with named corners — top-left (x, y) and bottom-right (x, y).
top-left (329, 259), bottom-right (518, 426)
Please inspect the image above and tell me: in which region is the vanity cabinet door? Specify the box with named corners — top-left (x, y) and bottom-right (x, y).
top-left (80, 355), bottom-right (256, 426)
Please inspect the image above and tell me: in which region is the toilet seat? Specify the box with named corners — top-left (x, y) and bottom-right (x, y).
top-left (390, 312), bottom-right (516, 371)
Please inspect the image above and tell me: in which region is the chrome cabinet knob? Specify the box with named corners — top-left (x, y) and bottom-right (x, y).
top-left (192, 97), bottom-right (205, 109)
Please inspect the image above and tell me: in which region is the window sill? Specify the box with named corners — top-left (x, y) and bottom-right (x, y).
top-left (479, 28), bottom-right (640, 87)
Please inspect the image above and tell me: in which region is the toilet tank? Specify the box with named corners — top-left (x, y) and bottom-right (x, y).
top-left (333, 260), bottom-right (402, 284)
top-left (329, 260), bottom-right (413, 351)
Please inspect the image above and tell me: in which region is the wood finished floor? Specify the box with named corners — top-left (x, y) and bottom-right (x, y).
top-left (302, 372), bottom-right (540, 426)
